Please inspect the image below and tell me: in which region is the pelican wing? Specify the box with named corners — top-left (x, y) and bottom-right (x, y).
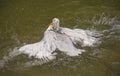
top-left (55, 32), bottom-right (85, 56)
top-left (19, 30), bottom-right (57, 63)
top-left (61, 28), bottom-right (97, 47)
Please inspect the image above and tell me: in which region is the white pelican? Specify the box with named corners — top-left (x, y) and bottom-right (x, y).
top-left (18, 18), bottom-right (97, 63)
top-left (0, 18), bottom-right (99, 68)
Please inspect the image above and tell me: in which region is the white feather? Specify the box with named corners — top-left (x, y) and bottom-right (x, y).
top-left (61, 28), bottom-right (97, 47)
top-left (18, 18), bottom-right (98, 64)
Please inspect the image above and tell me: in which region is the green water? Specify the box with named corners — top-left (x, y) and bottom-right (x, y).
top-left (0, 0), bottom-right (120, 76)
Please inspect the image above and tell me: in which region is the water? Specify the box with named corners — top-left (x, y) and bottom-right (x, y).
top-left (0, 0), bottom-right (120, 76)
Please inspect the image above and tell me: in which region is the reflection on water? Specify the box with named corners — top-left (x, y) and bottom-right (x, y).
top-left (0, 0), bottom-right (120, 76)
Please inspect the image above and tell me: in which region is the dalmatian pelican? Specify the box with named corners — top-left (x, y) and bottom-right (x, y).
top-left (0, 18), bottom-right (99, 68)
top-left (18, 18), bottom-right (97, 63)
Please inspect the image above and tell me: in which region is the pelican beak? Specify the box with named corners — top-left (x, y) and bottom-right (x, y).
top-left (50, 23), bottom-right (54, 27)
top-left (46, 23), bottom-right (53, 31)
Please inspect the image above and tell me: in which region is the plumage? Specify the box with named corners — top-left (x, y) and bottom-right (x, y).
top-left (60, 28), bottom-right (97, 47)
top-left (18, 18), bottom-right (98, 63)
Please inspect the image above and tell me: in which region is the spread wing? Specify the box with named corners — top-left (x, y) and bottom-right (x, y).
top-left (18, 28), bottom-right (86, 63)
top-left (18, 30), bottom-right (57, 63)
top-left (61, 28), bottom-right (97, 47)
top-left (55, 32), bottom-right (85, 56)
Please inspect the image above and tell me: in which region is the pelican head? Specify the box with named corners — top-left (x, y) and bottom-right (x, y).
top-left (52, 18), bottom-right (60, 30)
top-left (47, 18), bottom-right (60, 31)
top-left (52, 18), bottom-right (59, 26)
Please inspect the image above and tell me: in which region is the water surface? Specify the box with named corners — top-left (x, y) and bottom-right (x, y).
top-left (0, 0), bottom-right (120, 76)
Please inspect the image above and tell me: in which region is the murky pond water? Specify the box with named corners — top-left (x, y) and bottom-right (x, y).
top-left (0, 0), bottom-right (120, 76)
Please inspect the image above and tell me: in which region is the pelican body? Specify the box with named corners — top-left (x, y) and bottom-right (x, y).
top-left (19, 18), bottom-right (97, 63)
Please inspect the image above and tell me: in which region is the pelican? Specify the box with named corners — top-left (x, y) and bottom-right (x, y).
top-left (18, 18), bottom-right (97, 63)
top-left (0, 18), bottom-right (99, 68)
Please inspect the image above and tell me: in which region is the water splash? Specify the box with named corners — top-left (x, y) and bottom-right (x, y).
top-left (0, 28), bottom-right (100, 69)
top-left (0, 47), bottom-right (21, 70)
top-left (92, 13), bottom-right (118, 25)
top-left (0, 16), bottom-right (120, 70)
